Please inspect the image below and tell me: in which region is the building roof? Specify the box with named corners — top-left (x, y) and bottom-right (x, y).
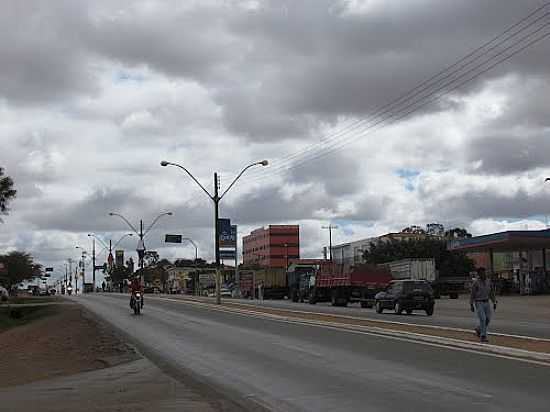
top-left (447, 229), bottom-right (550, 252)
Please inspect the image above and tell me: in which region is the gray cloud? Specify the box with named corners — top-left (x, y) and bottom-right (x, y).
top-left (427, 188), bottom-right (550, 222)
top-left (468, 131), bottom-right (550, 175)
top-left (2, 0), bottom-right (550, 269)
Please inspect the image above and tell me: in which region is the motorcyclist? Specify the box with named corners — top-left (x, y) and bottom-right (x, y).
top-left (129, 277), bottom-right (144, 309)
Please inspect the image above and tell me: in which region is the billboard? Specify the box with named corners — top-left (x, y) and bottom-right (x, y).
top-left (219, 222), bottom-right (237, 248)
top-left (115, 250), bottom-right (125, 267)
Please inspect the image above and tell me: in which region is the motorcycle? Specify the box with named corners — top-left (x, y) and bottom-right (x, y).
top-left (131, 292), bottom-right (142, 315)
top-left (67, 286), bottom-right (73, 296)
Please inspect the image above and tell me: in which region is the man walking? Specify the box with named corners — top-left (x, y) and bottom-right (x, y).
top-left (470, 267), bottom-right (498, 343)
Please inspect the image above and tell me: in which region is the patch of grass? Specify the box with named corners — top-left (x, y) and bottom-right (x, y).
top-left (6, 296), bottom-right (60, 305)
top-left (0, 305), bottom-right (58, 333)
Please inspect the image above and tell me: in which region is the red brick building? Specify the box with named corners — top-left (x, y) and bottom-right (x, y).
top-left (243, 225), bottom-right (300, 268)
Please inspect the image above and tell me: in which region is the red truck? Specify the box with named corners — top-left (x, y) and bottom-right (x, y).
top-left (300, 263), bottom-right (392, 307)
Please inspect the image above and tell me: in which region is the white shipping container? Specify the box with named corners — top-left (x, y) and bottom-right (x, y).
top-left (387, 259), bottom-right (437, 282)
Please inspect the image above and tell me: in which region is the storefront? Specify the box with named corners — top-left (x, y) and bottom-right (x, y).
top-left (448, 229), bottom-right (550, 295)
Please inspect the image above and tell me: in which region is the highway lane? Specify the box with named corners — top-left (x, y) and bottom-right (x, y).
top-left (211, 294), bottom-right (550, 339)
top-left (76, 294), bottom-right (550, 412)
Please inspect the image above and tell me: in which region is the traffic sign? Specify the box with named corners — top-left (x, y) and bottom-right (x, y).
top-left (165, 234), bottom-right (183, 243)
top-left (45, 267), bottom-right (54, 272)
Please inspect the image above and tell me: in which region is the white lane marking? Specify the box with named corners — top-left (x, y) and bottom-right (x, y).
top-left (148, 296), bottom-right (550, 368)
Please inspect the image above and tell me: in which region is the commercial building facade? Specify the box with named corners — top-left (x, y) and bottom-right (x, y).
top-left (243, 225), bottom-right (300, 268)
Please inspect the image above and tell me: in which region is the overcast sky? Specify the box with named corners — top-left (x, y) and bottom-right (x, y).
top-left (2, 0), bottom-right (550, 282)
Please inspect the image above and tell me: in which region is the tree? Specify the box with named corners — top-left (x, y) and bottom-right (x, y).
top-left (0, 251), bottom-right (41, 291)
top-left (144, 251), bottom-right (159, 267)
top-left (0, 167), bottom-right (17, 222)
top-left (401, 225), bottom-right (426, 234)
top-left (363, 238), bottom-right (474, 276)
top-left (444, 227), bottom-right (472, 239)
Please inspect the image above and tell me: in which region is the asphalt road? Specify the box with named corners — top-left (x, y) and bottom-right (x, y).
top-left (217, 294), bottom-right (550, 339)
top-left (76, 294), bottom-right (550, 412)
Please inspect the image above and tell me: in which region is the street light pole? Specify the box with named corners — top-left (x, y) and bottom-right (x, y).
top-left (91, 238), bottom-right (96, 292)
top-left (109, 213), bottom-right (172, 285)
top-left (214, 173), bottom-right (221, 304)
top-left (322, 224), bottom-right (338, 262)
top-left (161, 159), bottom-right (268, 305)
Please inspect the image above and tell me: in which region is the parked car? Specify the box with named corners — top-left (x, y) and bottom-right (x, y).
top-left (374, 280), bottom-right (435, 316)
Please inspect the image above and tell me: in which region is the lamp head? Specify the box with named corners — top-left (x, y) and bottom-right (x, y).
top-left (167, 212), bottom-right (173, 216)
top-left (160, 161), bottom-right (169, 167)
top-left (108, 212), bottom-right (115, 216)
top-left (260, 160), bottom-right (269, 166)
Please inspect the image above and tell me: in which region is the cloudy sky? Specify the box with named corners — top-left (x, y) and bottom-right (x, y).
top-left (1, 0), bottom-right (550, 282)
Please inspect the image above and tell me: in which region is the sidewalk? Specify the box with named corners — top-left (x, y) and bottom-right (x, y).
top-left (0, 358), bottom-right (220, 412)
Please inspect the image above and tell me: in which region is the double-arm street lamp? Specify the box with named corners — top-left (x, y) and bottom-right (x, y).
top-left (88, 233), bottom-right (134, 289)
top-left (108, 212), bottom-right (173, 276)
top-left (161, 159), bottom-right (268, 304)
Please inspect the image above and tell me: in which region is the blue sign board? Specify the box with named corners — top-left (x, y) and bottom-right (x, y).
top-left (219, 220), bottom-right (237, 247)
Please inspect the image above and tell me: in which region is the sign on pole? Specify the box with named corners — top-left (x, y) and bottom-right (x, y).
top-left (165, 234), bottom-right (183, 243)
top-left (115, 250), bottom-right (124, 267)
top-left (45, 267), bottom-right (54, 272)
top-left (219, 221), bottom-right (237, 248)
top-left (220, 250), bottom-right (236, 260)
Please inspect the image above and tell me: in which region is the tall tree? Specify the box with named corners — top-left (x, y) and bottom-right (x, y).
top-left (0, 167), bottom-right (17, 222)
top-left (0, 251), bottom-right (41, 291)
top-left (444, 227), bottom-right (472, 239)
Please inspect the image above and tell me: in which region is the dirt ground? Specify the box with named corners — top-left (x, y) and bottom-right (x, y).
top-left (0, 304), bottom-right (139, 387)
top-left (0, 302), bottom-right (230, 412)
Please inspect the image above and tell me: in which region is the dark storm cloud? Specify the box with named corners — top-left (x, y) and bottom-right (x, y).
top-left (217, 0), bottom-right (549, 140)
top-left (0, 1), bottom-right (97, 104)
top-left (427, 189), bottom-right (550, 222)
top-left (468, 131), bottom-right (550, 175)
top-left (27, 188), bottom-right (149, 232)
top-left (4, 0), bottom-right (547, 138)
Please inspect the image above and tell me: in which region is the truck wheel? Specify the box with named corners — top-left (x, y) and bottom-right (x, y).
top-left (308, 294), bottom-right (317, 305)
top-left (449, 293), bottom-right (459, 299)
top-left (406, 309), bottom-right (413, 315)
top-left (376, 301), bottom-right (383, 314)
top-left (433, 292), bottom-right (441, 299)
top-left (360, 301), bottom-right (372, 309)
top-left (394, 301), bottom-right (403, 315)
top-left (291, 289), bottom-right (299, 302)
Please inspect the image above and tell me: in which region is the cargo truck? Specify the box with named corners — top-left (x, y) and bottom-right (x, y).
top-left (385, 258), bottom-right (467, 299)
top-left (300, 263), bottom-right (392, 307)
top-left (240, 268), bottom-right (287, 299)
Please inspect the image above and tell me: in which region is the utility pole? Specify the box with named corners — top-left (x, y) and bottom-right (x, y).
top-left (91, 238), bottom-right (96, 292)
top-left (137, 219), bottom-right (145, 285)
top-left (322, 224), bottom-right (338, 262)
top-left (214, 172), bottom-right (221, 305)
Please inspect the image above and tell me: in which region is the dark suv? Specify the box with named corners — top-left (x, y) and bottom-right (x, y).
top-left (374, 280), bottom-right (435, 316)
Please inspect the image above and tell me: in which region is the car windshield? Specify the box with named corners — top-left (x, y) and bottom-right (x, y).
top-left (402, 282), bottom-right (432, 293)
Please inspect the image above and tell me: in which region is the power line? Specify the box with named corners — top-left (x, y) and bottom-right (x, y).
top-left (245, 3), bottom-right (550, 182)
